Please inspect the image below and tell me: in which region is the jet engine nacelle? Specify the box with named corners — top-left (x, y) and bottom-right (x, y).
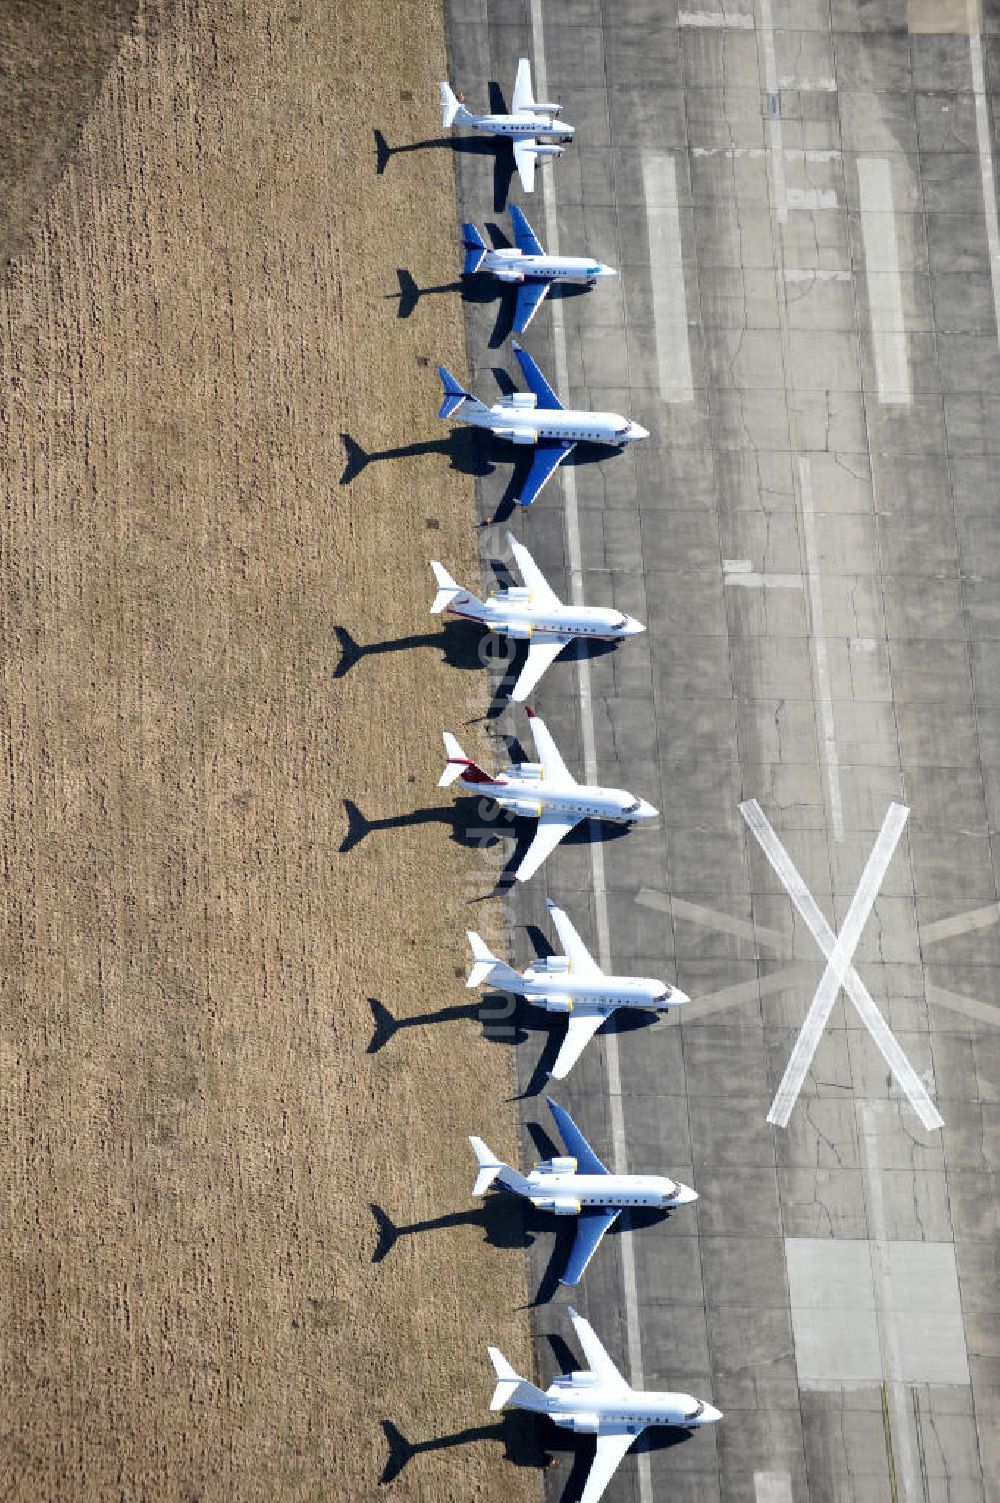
top-left (508, 392), bottom-right (538, 408)
top-left (494, 267), bottom-right (526, 283)
top-left (494, 425), bottom-right (537, 445)
top-left (536, 1156), bottom-right (577, 1175)
top-left (567, 1411), bottom-right (601, 1434)
top-left (512, 761), bottom-right (544, 781)
top-left (505, 799), bottom-right (544, 818)
top-left (535, 1195), bottom-right (581, 1216)
top-left (540, 994), bottom-right (572, 1014)
top-left (502, 623), bottom-right (533, 640)
top-left (541, 955), bottom-right (571, 974)
top-left (499, 586), bottom-right (531, 603)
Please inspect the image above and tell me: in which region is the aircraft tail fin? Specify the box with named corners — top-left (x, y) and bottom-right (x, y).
top-left (430, 561), bottom-right (483, 616)
top-left (488, 1348), bottom-right (551, 1412)
top-left (462, 222), bottom-right (488, 276)
top-left (438, 364), bottom-right (474, 420)
top-left (470, 1136), bottom-right (506, 1196)
top-left (467, 930), bottom-right (519, 990)
top-left (440, 82), bottom-right (469, 128)
top-left (440, 733), bottom-right (501, 788)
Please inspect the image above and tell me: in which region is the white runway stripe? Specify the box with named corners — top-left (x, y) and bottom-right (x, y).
top-left (857, 157), bottom-right (911, 405)
top-left (643, 153), bottom-right (694, 403)
top-left (968, 0), bottom-right (1000, 349)
top-left (678, 8), bottom-right (755, 24)
top-left (740, 800), bottom-right (944, 1132)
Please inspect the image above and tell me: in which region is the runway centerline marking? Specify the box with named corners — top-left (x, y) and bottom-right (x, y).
top-left (678, 8), bottom-right (755, 25)
top-left (967, 0), bottom-right (1000, 349)
top-left (724, 558), bottom-right (802, 588)
top-left (755, 0), bottom-right (786, 222)
top-left (740, 799), bottom-right (944, 1132)
top-left (529, 9), bottom-right (652, 1503)
top-left (857, 157), bottom-right (911, 406)
top-left (643, 153), bottom-right (694, 403)
top-left (797, 457), bottom-right (843, 840)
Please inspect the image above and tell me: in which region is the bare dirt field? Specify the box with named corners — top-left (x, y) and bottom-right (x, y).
top-left (0, 2), bottom-right (536, 1498)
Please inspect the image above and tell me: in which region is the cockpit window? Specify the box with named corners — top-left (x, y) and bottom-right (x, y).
top-left (685, 1402), bottom-right (705, 1420)
top-left (612, 615), bottom-right (629, 630)
top-left (615, 424), bottom-right (629, 437)
top-left (624, 798), bottom-right (640, 813)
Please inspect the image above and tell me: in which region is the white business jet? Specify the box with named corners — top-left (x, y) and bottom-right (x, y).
top-left (489, 1306), bottom-right (722, 1503)
top-left (440, 57), bottom-right (574, 193)
top-left (438, 711), bottom-right (657, 883)
top-left (437, 342), bottom-right (648, 506)
top-left (462, 205), bottom-right (616, 333)
top-left (471, 1095), bottom-right (696, 1285)
top-left (465, 898), bottom-right (686, 1076)
top-left (430, 532), bottom-right (644, 702)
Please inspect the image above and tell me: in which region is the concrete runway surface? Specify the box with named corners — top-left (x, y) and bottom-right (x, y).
top-left (433, 0), bottom-right (1000, 1497)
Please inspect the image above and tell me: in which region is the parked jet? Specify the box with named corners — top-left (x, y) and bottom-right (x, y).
top-left (440, 58), bottom-right (574, 193)
top-left (489, 1306), bottom-right (722, 1503)
top-left (462, 206), bottom-right (616, 334)
top-left (430, 532), bottom-right (644, 702)
top-left (437, 342), bottom-right (648, 506)
top-left (471, 1096), bottom-right (696, 1284)
top-left (439, 711), bottom-right (657, 883)
top-left (465, 898), bottom-right (687, 1077)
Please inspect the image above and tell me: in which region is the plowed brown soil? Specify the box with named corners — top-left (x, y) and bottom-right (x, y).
top-left (0, 2), bottom-right (535, 1499)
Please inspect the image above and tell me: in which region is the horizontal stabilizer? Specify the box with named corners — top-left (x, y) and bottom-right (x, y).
top-left (488, 1348), bottom-right (551, 1413)
top-left (467, 930), bottom-right (520, 990)
top-left (438, 364), bottom-right (471, 420)
top-left (440, 81), bottom-right (464, 128)
top-left (470, 1136), bottom-right (505, 1196)
top-left (462, 222), bottom-right (488, 276)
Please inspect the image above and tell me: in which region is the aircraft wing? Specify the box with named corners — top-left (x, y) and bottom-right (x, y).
top-left (550, 1008), bottom-right (608, 1079)
top-left (515, 810), bottom-right (580, 883)
top-left (508, 534), bottom-right (560, 608)
top-left (512, 341), bottom-right (564, 409)
top-left (525, 709), bottom-right (573, 782)
top-left (546, 1096), bottom-right (609, 1175)
top-left (512, 138), bottom-right (537, 194)
top-left (511, 57), bottom-right (534, 113)
top-left (562, 1209), bottom-right (620, 1286)
top-left (547, 901), bottom-right (601, 976)
top-left (569, 1307), bottom-right (631, 1392)
top-left (513, 279), bottom-right (550, 334)
top-left (511, 636), bottom-right (569, 702)
top-left (510, 204), bottom-right (545, 256)
top-left (579, 1432), bottom-right (641, 1503)
top-left (516, 441), bottom-right (574, 507)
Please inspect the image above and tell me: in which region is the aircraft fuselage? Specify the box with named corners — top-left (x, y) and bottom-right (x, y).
top-left (468, 110), bottom-right (575, 142)
top-left (454, 771), bottom-right (656, 825)
top-left (545, 1384), bottom-right (722, 1429)
top-left (483, 249), bottom-right (614, 284)
top-left (446, 595), bottom-right (640, 640)
top-left (461, 400), bottom-right (648, 446)
top-left (523, 1169), bottom-right (684, 1209)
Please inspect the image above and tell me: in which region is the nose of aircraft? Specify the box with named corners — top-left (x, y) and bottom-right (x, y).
top-left (600, 263), bottom-right (618, 278)
top-left (625, 615), bottom-right (646, 636)
top-left (665, 985), bottom-right (690, 1008)
top-left (668, 1182), bottom-right (699, 1207)
top-left (634, 797), bottom-right (658, 819)
top-left (628, 421), bottom-right (649, 441)
top-left (700, 1404), bottom-right (723, 1425)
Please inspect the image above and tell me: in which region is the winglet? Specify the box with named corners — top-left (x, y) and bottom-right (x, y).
top-left (525, 706), bottom-right (536, 719)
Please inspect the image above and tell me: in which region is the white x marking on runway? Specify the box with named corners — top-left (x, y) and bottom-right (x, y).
top-left (740, 799), bottom-right (944, 1133)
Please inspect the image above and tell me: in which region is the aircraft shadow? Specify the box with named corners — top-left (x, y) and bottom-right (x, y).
top-left (373, 128), bottom-right (515, 211)
top-left (339, 794), bottom-right (518, 861)
top-left (369, 1192), bottom-right (548, 1264)
top-left (332, 619), bottom-right (491, 679)
top-left (379, 1411), bottom-right (544, 1487)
